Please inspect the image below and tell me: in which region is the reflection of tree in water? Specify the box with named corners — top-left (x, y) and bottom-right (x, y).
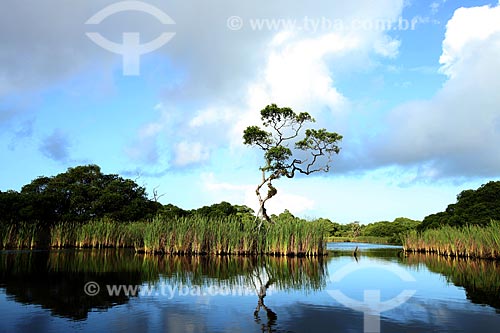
top-left (403, 253), bottom-right (500, 311)
top-left (0, 250), bottom-right (328, 322)
top-left (0, 251), bottom-right (144, 320)
top-left (248, 256), bottom-right (328, 332)
top-left (252, 267), bottom-right (277, 332)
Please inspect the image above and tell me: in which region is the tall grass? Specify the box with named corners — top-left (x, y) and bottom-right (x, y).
top-left (141, 215), bottom-right (327, 256)
top-left (49, 219), bottom-right (145, 249)
top-left (0, 222), bottom-right (39, 249)
top-left (403, 220), bottom-right (500, 259)
top-left (1, 215), bottom-right (328, 256)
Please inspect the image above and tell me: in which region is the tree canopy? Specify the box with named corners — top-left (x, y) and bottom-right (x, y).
top-left (419, 181), bottom-right (500, 231)
top-left (0, 165), bottom-right (160, 225)
top-left (243, 104), bottom-right (342, 223)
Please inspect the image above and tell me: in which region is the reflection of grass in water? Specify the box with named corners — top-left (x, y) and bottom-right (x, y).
top-left (403, 253), bottom-right (500, 291)
top-left (403, 221), bottom-right (500, 259)
top-left (403, 253), bottom-right (500, 309)
top-left (3, 215), bottom-right (327, 256)
top-left (40, 250), bottom-right (327, 291)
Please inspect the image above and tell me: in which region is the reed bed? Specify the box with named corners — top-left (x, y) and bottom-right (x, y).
top-left (140, 215), bottom-right (327, 256)
top-left (50, 219), bottom-right (145, 249)
top-left (0, 215), bottom-right (328, 256)
top-left (0, 222), bottom-right (39, 249)
top-left (403, 220), bottom-right (500, 259)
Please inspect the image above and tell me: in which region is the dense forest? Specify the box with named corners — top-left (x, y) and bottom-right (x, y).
top-left (3, 165), bottom-right (498, 250)
top-left (404, 181), bottom-right (500, 259)
top-left (0, 165), bottom-right (254, 226)
top-left (0, 164), bottom-right (424, 247)
top-left (418, 181), bottom-right (500, 231)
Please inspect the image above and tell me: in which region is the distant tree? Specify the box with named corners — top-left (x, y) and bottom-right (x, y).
top-left (160, 204), bottom-right (189, 219)
top-left (419, 181), bottom-right (500, 231)
top-left (192, 201), bottom-right (241, 219)
top-left (350, 221), bottom-right (362, 238)
top-left (362, 217), bottom-right (421, 244)
top-left (311, 217), bottom-right (342, 237)
top-left (0, 190), bottom-right (24, 223)
top-left (243, 104), bottom-right (342, 225)
top-left (17, 165), bottom-right (159, 224)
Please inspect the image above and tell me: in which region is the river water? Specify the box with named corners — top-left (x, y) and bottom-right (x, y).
top-left (1, 243), bottom-right (499, 332)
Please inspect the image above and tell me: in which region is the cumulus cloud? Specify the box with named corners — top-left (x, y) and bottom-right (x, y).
top-left (1, 0), bottom-right (408, 174)
top-left (439, 3), bottom-right (500, 77)
top-left (39, 129), bottom-right (71, 162)
top-left (367, 3), bottom-right (500, 179)
top-left (117, 0), bottom-right (405, 170)
top-left (1, 1), bottom-right (400, 98)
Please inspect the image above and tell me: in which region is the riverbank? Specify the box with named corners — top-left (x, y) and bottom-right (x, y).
top-left (326, 236), bottom-right (394, 244)
top-left (0, 216), bottom-right (328, 256)
top-left (403, 221), bottom-right (500, 260)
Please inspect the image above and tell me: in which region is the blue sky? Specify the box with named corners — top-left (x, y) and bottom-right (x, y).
top-left (1, 0), bottom-right (500, 223)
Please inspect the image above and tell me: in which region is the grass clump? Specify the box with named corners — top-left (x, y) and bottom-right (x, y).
top-left (1, 214), bottom-right (328, 256)
top-left (403, 220), bottom-right (500, 259)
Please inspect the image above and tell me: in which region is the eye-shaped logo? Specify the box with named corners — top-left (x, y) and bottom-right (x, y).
top-left (85, 1), bottom-right (176, 76)
top-left (327, 262), bottom-right (416, 333)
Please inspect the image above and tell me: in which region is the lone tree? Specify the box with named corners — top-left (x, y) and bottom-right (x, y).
top-left (243, 104), bottom-right (342, 224)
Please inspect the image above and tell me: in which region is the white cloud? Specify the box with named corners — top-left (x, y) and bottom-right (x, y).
top-left (369, 3), bottom-right (500, 178)
top-left (173, 141), bottom-right (209, 166)
top-left (229, 27), bottom-right (402, 150)
top-left (439, 3), bottom-right (500, 77)
top-left (114, 0), bottom-right (405, 167)
top-left (189, 107), bottom-right (233, 128)
top-left (373, 35), bottom-right (401, 58)
top-left (1, 0), bottom-right (407, 173)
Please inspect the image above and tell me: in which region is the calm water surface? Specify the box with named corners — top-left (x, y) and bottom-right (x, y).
top-left (1, 243), bottom-right (500, 332)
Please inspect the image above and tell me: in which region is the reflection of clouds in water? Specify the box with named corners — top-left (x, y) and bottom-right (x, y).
top-left (279, 301), bottom-right (500, 333)
top-left (163, 312), bottom-right (207, 333)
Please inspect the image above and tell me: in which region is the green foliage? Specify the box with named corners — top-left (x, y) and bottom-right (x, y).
top-left (419, 181), bottom-right (500, 231)
top-left (404, 220), bottom-right (500, 259)
top-left (0, 215), bottom-right (328, 256)
top-left (315, 217), bottom-right (420, 245)
top-left (264, 211), bottom-right (328, 256)
top-left (243, 126), bottom-right (272, 147)
top-left (0, 165), bottom-right (160, 225)
top-left (243, 104), bottom-right (342, 222)
top-left (362, 217), bottom-right (421, 244)
top-left (158, 203), bottom-right (189, 219)
top-left (191, 201), bottom-right (241, 218)
top-left (243, 104), bottom-right (342, 179)
top-left (295, 129), bottom-right (342, 155)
